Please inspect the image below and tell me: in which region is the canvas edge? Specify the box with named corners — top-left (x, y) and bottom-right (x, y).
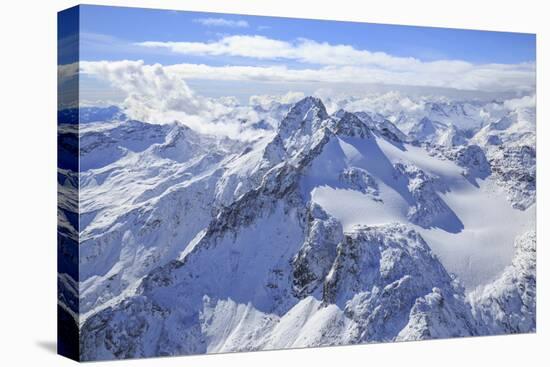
top-left (57, 4), bottom-right (81, 362)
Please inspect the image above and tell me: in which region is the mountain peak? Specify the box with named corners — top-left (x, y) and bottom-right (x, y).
top-left (333, 111), bottom-right (372, 138)
top-left (281, 97), bottom-right (328, 126)
top-left (294, 96), bottom-right (327, 112)
top-left (410, 117), bottom-right (447, 140)
top-left (276, 97), bottom-right (330, 145)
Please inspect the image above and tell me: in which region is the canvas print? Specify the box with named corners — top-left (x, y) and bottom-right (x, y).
top-left (58, 5), bottom-right (536, 362)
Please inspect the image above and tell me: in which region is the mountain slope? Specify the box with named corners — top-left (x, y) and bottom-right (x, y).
top-left (69, 96), bottom-right (535, 360)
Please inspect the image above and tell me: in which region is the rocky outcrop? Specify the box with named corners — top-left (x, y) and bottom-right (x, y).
top-left (393, 163), bottom-right (453, 228)
top-left (489, 145), bottom-right (536, 210)
top-left (453, 145), bottom-right (491, 178)
top-left (292, 204), bottom-right (343, 298)
top-left (339, 167), bottom-right (379, 196)
top-left (323, 224), bottom-right (479, 342)
top-left (469, 231), bottom-right (536, 334)
top-left (332, 111), bottom-right (372, 139)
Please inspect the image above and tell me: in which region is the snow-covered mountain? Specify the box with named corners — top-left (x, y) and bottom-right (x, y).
top-left (336, 92), bottom-right (535, 151)
top-left (472, 108), bottom-right (535, 148)
top-left (58, 95), bottom-right (535, 361)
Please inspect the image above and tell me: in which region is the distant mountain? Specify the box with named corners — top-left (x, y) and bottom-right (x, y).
top-left (472, 109), bottom-right (535, 148)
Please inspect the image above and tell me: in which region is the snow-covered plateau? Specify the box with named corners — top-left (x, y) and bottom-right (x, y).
top-left (58, 94), bottom-right (536, 360)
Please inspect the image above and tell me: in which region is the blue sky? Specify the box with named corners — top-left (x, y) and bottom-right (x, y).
top-left (63, 5), bottom-right (536, 105)
top-left (79, 5), bottom-right (535, 65)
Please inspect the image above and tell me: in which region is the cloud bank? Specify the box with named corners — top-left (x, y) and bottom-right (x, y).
top-left (136, 35), bottom-right (535, 92)
top-left (80, 60), bottom-right (202, 120)
top-left (62, 58), bottom-right (535, 142)
top-left (78, 60), bottom-right (264, 139)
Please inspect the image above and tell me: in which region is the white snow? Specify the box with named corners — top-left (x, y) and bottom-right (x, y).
top-left (69, 96), bottom-right (536, 361)
top-left (309, 135), bottom-right (534, 289)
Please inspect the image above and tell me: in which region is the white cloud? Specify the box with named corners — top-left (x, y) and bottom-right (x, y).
top-left (139, 35), bottom-right (408, 65)
top-left (73, 59), bottom-right (535, 93)
top-left (338, 91), bottom-right (428, 116)
top-left (164, 62), bottom-right (533, 92)
top-left (136, 34), bottom-right (512, 69)
top-left (193, 18), bottom-right (249, 28)
top-left (70, 59), bottom-right (537, 141)
top-left (76, 59), bottom-right (535, 129)
top-left (249, 91), bottom-right (305, 110)
top-left (139, 36), bottom-right (288, 60)
top-left (79, 60), bottom-right (269, 140)
top-left (80, 60), bottom-right (203, 120)
top-left (135, 35), bottom-right (535, 92)
top-left (503, 94), bottom-right (536, 110)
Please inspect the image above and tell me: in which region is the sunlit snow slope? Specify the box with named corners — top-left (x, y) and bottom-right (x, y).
top-left (308, 134), bottom-right (534, 289)
top-left (56, 96), bottom-right (536, 361)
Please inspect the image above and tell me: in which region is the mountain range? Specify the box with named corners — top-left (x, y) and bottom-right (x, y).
top-left (57, 95), bottom-right (536, 361)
